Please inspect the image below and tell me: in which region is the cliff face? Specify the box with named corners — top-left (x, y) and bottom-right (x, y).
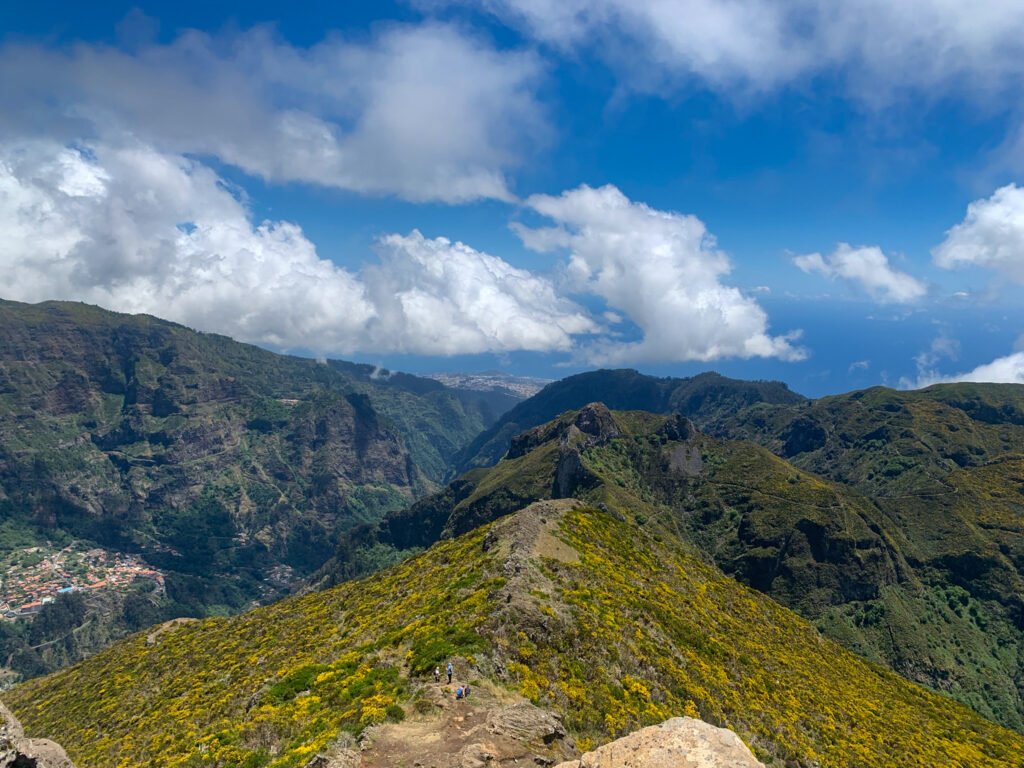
top-left (0, 299), bottom-right (509, 679)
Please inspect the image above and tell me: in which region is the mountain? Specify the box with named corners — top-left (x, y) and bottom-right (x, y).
top-left (452, 369), bottom-right (805, 473)
top-left (6, 500), bottom-right (1021, 767)
top-left (355, 400), bottom-right (1024, 731)
top-left (0, 299), bottom-right (519, 679)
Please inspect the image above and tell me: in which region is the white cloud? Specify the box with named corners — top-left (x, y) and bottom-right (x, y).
top-left (514, 184), bottom-right (803, 364)
top-left (933, 184), bottom-right (1024, 282)
top-left (793, 244), bottom-right (927, 303)
top-left (363, 231), bottom-right (597, 355)
top-left (1, 144), bottom-right (803, 365)
top-left (0, 23), bottom-right (545, 203)
top-left (915, 352), bottom-right (1024, 386)
top-left (0, 140), bottom-right (376, 350)
top-left (0, 140), bottom-right (593, 356)
top-left (902, 334), bottom-right (1024, 388)
top-left (467, 0), bottom-right (1024, 101)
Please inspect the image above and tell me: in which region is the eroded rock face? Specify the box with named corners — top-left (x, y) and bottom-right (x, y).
top-left (1, 700), bottom-right (76, 768)
top-left (555, 718), bottom-right (764, 768)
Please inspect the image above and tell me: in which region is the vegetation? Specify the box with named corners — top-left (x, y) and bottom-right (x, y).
top-left (356, 400), bottom-right (1024, 731)
top-left (7, 504), bottom-right (1023, 767)
top-left (0, 299), bottom-right (519, 679)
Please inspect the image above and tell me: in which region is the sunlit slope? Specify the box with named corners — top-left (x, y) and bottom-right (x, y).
top-left (7, 503), bottom-right (1023, 768)
top-left (363, 404), bottom-right (1024, 729)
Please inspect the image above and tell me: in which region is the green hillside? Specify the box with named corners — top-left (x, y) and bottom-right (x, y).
top-left (0, 299), bottom-right (512, 679)
top-left (359, 402), bottom-right (1024, 730)
top-left (7, 501), bottom-right (1022, 767)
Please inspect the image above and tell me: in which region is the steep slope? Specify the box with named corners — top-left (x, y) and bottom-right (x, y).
top-left (453, 369), bottom-right (805, 473)
top-left (6, 501), bottom-right (1022, 768)
top-left (0, 299), bottom-right (514, 678)
top-left (361, 404), bottom-right (1024, 730)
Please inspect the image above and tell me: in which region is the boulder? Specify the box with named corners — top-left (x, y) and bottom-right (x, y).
top-left (554, 717), bottom-right (764, 768)
top-left (1, 700), bottom-right (76, 767)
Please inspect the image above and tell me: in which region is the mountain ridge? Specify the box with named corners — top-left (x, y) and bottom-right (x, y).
top-left (348, 400), bottom-right (1024, 730)
top-left (452, 369), bottom-right (805, 474)
top-left (8, 499), bottom-right (1023, 767)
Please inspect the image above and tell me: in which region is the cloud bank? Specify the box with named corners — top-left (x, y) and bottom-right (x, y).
top-left (515, 184), bottom-right (803, 364)
top-left (4, 142), bottom-right (799, 363)
top-left (0, 23), bottom-right (545, 202)
top-left (794, 244), bottom-right (927, 303)
top-left (0, 140), bottom-right (591, 355)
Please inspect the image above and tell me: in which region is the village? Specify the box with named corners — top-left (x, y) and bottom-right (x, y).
top-left (0, 543), bottom-right (165, 621)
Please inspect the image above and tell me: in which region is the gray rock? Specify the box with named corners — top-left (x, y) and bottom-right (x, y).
top-left (554, 717), bottom-right (764, 768)
top-left (0, 700), bottom-right (76, 768)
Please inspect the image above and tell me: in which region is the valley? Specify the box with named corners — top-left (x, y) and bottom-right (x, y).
top-left (3, 301), bottom-right (1024, 766)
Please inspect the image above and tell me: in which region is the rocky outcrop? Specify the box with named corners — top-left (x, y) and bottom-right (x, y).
top-left (508, 403), bottom-right (620, 460)
top-left (554, 718), bottom-right (764, 768)
top-left (1, 700), bottom-right (76, 768)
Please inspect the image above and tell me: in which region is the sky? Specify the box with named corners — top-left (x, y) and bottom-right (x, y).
top-left (2, 1), bottom-right (1024, 397)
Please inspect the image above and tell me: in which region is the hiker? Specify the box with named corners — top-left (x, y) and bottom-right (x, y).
top-left (433, 666), bottom-right (440, 683)
top-left (463, 684), bottom-right (471, 698)
top-left (446, 661), bottom-right (453, 684)
top-left (455, 686), bottom-right (464, 700)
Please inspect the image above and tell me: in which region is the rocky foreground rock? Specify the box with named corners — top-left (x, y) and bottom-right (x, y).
top-left (1, 700), bottom-right (76, 767)
top-left (555, 717), bottom-right (765, 768)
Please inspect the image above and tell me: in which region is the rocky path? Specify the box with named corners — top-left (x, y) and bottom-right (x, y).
top-left (357, 677), bottom-right (576, 768)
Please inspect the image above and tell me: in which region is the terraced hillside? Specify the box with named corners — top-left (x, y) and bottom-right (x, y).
top-left (359, 403), bottom-right (1024, 731)
top-left (7, 501), bottom-right (1023, 768)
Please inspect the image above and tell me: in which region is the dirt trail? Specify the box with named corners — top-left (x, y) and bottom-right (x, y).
top-left (359, 677), bottom-right (576, 768)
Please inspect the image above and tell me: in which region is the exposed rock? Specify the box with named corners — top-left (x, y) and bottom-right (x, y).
top-left (508, 403), bottom-right (620, 460)
top-left (486, 702), bottom-right (567, 745)
top-left (554, 718), bottom-right (764, 768)
top-left (1, 700), bottom-right (76, 768)
top-left (657, 413), bottom-right (697, 443)
top-left (146, 617), bottom-right (199, 646)
top-left (358, 680), bottom-right (576, 768)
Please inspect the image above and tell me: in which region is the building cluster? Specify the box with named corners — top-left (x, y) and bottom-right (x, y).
top-left (0, 544), bottom-right (165, 620)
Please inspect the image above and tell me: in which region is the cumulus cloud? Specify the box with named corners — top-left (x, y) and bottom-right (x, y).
top-left (467, 0), bottom-right (1024, 100)
top-left (2, 143), bottom-right (804, 365)
top-left (514, 184), bottom-right (803, 364)
top-left (902, 334), bottom-right (1024, 387)
top-left (793, 244), bottom-right (927, 303)
top-left (914, 352), bottom-right (1024, 387)
top-left (0, 22), bottom-right (545, 202)
top-left (0, 140), bottom-right (591, 356)
top-left (933, 184), bottom-right (1024, 282)
top-left (363, 231), bottom-right (596, 354)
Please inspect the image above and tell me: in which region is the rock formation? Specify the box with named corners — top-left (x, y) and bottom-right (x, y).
top-left (1, 700), bottom-right (76, 768)
top-left (555, 717), bottom-right (764, 768)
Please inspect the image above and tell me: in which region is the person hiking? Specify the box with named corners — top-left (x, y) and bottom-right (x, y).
top-left (463, 684), bottom-right (471, 698)
top-left (455, 686), bottom-right (464, 700)
top-left (446, 661), bottom-right (453, 684)
top-left (433, 666), bottom-right (440, 683)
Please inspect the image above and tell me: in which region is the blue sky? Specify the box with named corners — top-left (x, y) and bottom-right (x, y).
top-left (2, 1), bottom-right (1024, 396)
